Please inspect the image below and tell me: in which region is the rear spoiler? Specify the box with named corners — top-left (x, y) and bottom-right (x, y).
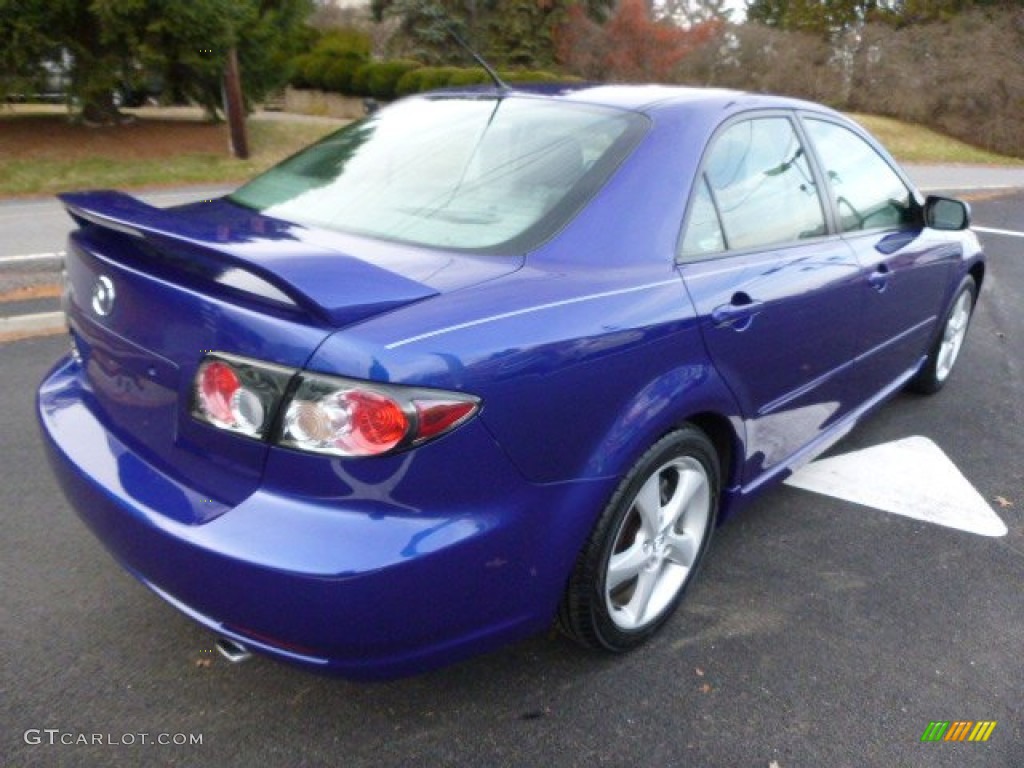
top-left (60, 190), bottom-right (437, 327)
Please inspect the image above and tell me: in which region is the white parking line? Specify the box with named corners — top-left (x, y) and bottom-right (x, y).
top-left (0, 252), bottom-right (63, 265)
top-left (974, 226), bottom-right (1024, 239)
top-left (786, 436), bottom-right (1008, 537)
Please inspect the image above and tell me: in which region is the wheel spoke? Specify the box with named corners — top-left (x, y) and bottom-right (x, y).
top-left (633, 473), bottom-right (663, 537)
top-left (658, 468), bottom-right (694, 530)
top-left (663, 529), bottom-right (698, 569)
top-left (623, 567), bottom-right (659, 626)
top-left (674, 469), bottom-right (707, 531)
top-left (947, 312), bottom-right (966, 338)
top-left (607, 539), bottom-right (647, 591)
top-left (937, 350), bottom-right (951, 378)
top-left (603, 451), bottom-right (715, 633)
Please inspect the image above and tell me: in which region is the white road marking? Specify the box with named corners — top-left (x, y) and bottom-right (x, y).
top-left (784, 435), bottom-right (1008, 537)
top-left (974, 226), bottom-right (1024, 239)
top-left (0, 252), bottom-right (63, 265)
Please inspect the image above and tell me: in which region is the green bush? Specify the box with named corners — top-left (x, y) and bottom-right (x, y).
top-left (302, 55), bottom-right (334, 91)
top-left (289, 53), bottom-right (317, 89)
top-left (293, 54), bottom-right (560, 99)
top-left (289, 26), bottom-right (370, 91)
top-left (322, 52), bottom-right (365, 95)
top-left (446, 69), bottom-right (491, 87)
top-left (313, 28), bottom-right (371, 59)
top-left (350, 63), bottom-right (373, 98)
top-left (499, 69), bottom-right (561, 84)
top-left (395, 68), bottom-right (427, 98)
top-left (420, 66), bottom-right (463, 92)
top-left (366, 59), bottom-right (421, 101)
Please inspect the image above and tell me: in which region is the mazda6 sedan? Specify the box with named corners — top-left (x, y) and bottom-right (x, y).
top-left (38, 85), bottom-right (983, 679)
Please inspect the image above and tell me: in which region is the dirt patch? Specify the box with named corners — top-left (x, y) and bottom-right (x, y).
top-left (0, 115), bottom-right (228, 161)
top-left (0, 283), bottom-right (62, 303)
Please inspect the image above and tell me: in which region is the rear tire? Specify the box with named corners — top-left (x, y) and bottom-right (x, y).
top-left (558, 426), bottom-right (720, 651)
top-left (909, 276), bottom-right (976, 395)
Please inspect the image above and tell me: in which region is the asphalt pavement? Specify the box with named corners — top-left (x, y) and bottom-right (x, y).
top-left (1, 184), bottom-right (1022, 767)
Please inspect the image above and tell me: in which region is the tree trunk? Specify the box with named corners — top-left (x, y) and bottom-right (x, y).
top-left (79, 87), bottom-right (124, 126)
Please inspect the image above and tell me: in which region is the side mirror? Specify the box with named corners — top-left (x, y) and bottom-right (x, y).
top-left (924, 195), bottom-right (971, 231)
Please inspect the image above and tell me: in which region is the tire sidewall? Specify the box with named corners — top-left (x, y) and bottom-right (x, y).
top-left (913, 274), bottom-right (977, 394)
top-left (587, 428), bottom-right (720, 650)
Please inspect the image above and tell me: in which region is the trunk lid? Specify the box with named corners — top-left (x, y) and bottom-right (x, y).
top-left (59, 191), bottom-right (520, 521)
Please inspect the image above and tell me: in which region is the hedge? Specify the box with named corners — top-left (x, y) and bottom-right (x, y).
top-left (291, 55), bottom-right (566, 100)
top-left (350, 63), bottom-right (373, 98)
top-left (366, 60), bottom-right (422, 101)
top-left (322, 52), bottom-right (366, 95)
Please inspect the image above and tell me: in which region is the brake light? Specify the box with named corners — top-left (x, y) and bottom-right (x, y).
top-left (192, 354), bottom-right (293, 439)
top-left (282, 389), bottom-right (409, 456)
top-left (280, 372), bottom-right (479, 458)
top-left (197, 361), bottom-right (240, 425)
top-left (191, 353), bottom-right (480, 457)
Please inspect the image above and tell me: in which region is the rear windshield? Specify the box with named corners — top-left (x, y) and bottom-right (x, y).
top-left (230, 95), bottom-right (647, 253)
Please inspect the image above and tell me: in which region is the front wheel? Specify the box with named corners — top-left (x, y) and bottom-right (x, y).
top-left (909, 275), bottom-right (977, 394)
top-left (557, 427), bottom-right (720, 651)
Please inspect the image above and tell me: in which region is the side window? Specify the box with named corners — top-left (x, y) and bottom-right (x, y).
top-left (679, 177), bottom-right (724, 256)
top-left (680, 117), bottom-right (827, 259)
top-left (804, 118), bottom-right (913, 233)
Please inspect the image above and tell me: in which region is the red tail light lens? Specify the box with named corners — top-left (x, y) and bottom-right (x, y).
top-left (281, 373), bottom-right (480, 458)
top-left (192, 353), bottom-right (480, 457)
top-left (348, 391), bottom-right (408, 452)
top-left (198, 361), bottom-right (240, 425)
top-left (192, 354), bottom-right (293, 439)
top-left (283, 389), bottom-right (409, 456)
top-left (413, 399), bottom-right (478, 442)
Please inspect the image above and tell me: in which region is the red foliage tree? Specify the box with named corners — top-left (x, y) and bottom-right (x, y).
top-left (556, 0), bottom-right (722, 82)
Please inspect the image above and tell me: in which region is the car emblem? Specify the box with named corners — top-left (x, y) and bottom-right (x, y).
top-left (91, 275), bottom-right (115, 317)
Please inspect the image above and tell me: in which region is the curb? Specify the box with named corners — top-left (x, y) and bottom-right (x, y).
top-left (0, 311), bottom-right (65, 338)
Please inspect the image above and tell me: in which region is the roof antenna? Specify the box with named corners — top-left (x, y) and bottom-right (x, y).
top-left (446, 25), bottom-right (509, 94)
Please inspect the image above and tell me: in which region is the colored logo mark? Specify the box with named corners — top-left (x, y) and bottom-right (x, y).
top-left (921, 721), bottom-right (997, 742)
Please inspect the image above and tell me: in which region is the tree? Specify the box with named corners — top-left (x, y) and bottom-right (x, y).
top-left (662, 0), bottom-right (739, 25)
top-left (745, 0), bottom-right (885, 37)
top-left (557, 0), bottom-right (722, 81)
top-left (745, 0), bottom-right (1020, 36)
top-left (0, 0), bottom-right (313, 123)
top-left (371, 0), bottom-right (616, 68)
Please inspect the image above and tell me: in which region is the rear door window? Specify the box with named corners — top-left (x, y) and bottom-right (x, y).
top-left (680, 116), bottom-right (827, 259)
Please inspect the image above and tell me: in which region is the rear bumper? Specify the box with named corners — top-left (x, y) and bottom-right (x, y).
top-left (38, 356), bottom-right (615, 679)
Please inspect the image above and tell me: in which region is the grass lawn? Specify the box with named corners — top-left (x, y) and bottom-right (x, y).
top-left (0, 106), bottom-right (343, 198)
top-left (848, 113), bottom-right (1024, 166)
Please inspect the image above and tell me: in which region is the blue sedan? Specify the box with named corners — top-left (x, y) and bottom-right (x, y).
top-left (38, 85), bottom-right (983, 678)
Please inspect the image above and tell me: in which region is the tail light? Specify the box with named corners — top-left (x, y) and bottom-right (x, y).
top-left (192, 353), bottom-right (480, 457)
top-left (192, 354), bottom-right (292, 439)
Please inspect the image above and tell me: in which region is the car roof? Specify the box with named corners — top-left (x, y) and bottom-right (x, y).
top-left (428, 83), bottom-right (839, 119)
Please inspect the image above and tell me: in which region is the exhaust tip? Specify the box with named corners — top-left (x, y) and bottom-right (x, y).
top-left (215, 636), bottom-right (252, 664)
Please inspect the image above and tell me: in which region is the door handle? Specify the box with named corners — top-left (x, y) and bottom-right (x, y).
top-left (868, 264), bottom-right (891, 292)
top-left (712, 292), bottom-right (764, 330)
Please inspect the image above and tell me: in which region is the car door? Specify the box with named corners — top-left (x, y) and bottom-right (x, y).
top-left (800, 116), bottom-right (958, 397)
top-left (678, 113), bottom-right (863, 486)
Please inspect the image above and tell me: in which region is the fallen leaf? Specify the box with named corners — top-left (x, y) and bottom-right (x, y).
top-left (195, 658), bottom-right (212, 668)
top-left (994, 496), bottom-right (1014, 508)
top-left (699, 683), bottom-right (712, 694)
top-left (695, 667), bottom-right (705, 677)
